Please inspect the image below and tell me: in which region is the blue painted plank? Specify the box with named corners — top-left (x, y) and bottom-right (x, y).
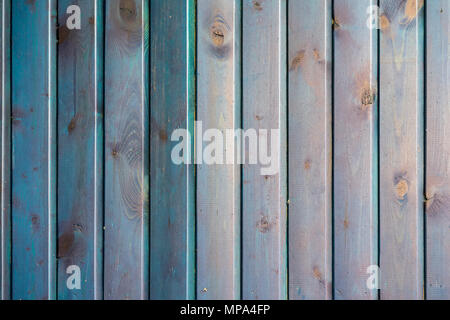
top-left (0, 0), bottom-right (10, 301)
top-left (426, 0), bottom-right (450, 300)
top-left (333, 0), bottom-right (379, 300)
top-left (379, 0), bottom-right (424, 299)
top-left (57, 0), bottom-right (103, 300)
top-left (11, 0), bottom-right (57, 300)
top-left (288, 0), bottom-right (332, 300)
top-left (150, 0), bottom-right (195, 300)
top-left (104, 0), bottom-right (149, 300)
top-left (196, 0), bottom-right (241, 300)
top-left (242, 0), bottom-right (287, 300)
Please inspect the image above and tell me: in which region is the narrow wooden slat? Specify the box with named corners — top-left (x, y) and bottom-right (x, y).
top-left (288, 0), bottom-right (332, 300)
top-left (426, 0), bottom-right (450, 300)
top-left (11, 0), bottom-right (57, 300)
top-left (196, 0), bottom-right (241, 300)
top-left (379, 0), bottom-right (424, 299)
top-left (242, 0), bottom-right (287, 300)
top-left (333, 0), bottom-right (379, 299)
top-left (150, 0), bottom-right (195, 300)
top-left (0, 0), bottom-right (10, 300)
top-left (57, 0), bottom-right (103, 300)
top-left (104, 0), bottom-right (149, 300)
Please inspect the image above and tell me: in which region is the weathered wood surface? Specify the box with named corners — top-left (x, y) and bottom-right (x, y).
top-left (197, 0), bottom-right (241, 300)
top-left (57, 0), bottom-right (103, 300)
top-left (334, 0), bottom-right (379, 300)
top-left (11, 0), bottom-right (57, 300)
top-left (426, 0), bottom-right (450, 300)
top-left (104, 0), bottom-right (149, 300)
top-left (242, 0), bottom-right (287, 300)
top-left (0, 0), bottom-right (10, 301)
top-left (150, 0), bottom-right (195, 300)
top-left (379, 0), bottom-right (424, 300)
top-left (288, 0), bottom-right (332, 300)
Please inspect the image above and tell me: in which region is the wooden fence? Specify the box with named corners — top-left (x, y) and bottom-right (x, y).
top-left (0, 0), bottom-right (448, 300)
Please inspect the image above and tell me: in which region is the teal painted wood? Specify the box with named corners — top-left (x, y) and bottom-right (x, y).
top-left (196, 0), bottom-right (241, 300)
top-left (379, 0), bottom-right (424, 299)
top-left (11, 0), bottom-right (57, 300)
top-left (288, 0), bottom-right (332, 300)
top-left (242, 0), bottom-right (287, 300)
top-left (333, 0), bottom-right (379, 300)
top-left (104, 0), bottom-right (149, 300)
top-left (0, 0), bottom-right (10, 301)
top-left (57, 0), bottom-right (103, 300)
top-left (150, 0), bottom-right (195, 300)
top-left (426, 0), bottom-right (450, 300)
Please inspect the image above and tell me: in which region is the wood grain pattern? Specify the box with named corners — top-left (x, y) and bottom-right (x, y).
top-left (104, 0), bottom-right (149, 300)
top-left (333, 0), bottom-right (379, 300)
top-left (242, 0), bottom-right (287, 300)
top-left (288, 0), bottom-right (332, 300)
top-left (57, 0), bottom-right (103, 300)
top-left (150, 0), bottom-right (195, 300)
top-left (11, 0), bottom-right (57, 300)
top-left (380, 0), bottom-right (424, 300)
top-left (426, 0), bottom-right (450, 300)
top-left (196, 0), bottom-right (241, 300)
top-left (0, 0), bottom-right (10, 300)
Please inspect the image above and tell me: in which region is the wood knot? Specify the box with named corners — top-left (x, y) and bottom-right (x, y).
top-left (361, 88), bottom-right (375, 107)
top-left (395, 179), bottom-right (409, 200)
top-left (253, 1), bottom-right (263, 11)
top-left (290, 50), bottom-right (305, 71)
top-left (256, 216), bottom-right (271, 233)
top-left (210, 18), bottom-right (226, 47)
top-left (119, 0), bottom-right (137, 23)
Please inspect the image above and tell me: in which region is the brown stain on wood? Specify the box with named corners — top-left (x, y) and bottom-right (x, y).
top-left (395, 178), bottom-right (409, 200)
top-left (253, 1), bottom-right (263, 12)
top-left (58, 232), bottom-right (75, 258)
top-left (304, 160), bottom-right (311, 170)
top-left (58, 25), bottom-right (70, 45)
top-left (25, 0), bottom-right (36, 12)
top-left (403, 0), bottom-right (424, 24)
top-left (290, 50), bottom-right (305, 71)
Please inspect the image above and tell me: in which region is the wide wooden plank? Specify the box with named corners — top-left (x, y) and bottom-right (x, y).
top-left (242, 0), bottom-right (287, 300)
top-left (196, 0), bottom-right (241, 300)
top-left (379, 0), bottom-right (424, 299)
top-left (333, 0), bottom-right (379, 300)
top-left (11, 0), bottom-right (57, 300)
top-left (288, 0), bottom-right (332, 300)
top-left (57, 0), bottom-right (103, 300)
top-left (426, 0), bottom-right (450, 300)
top-left (0, 0), bottom-right (10, 300)
top-left (150, 0), bottom-right (195, 300)
top-left (104, 0), bottom-right (149, 300)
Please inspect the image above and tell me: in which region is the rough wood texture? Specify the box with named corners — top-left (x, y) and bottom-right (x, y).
top-left (380, 0), bottom-right (424, 299)
top-left (196, 0), bottom-right (241, 300)
top-left (242, 0), bottom-right (287, 300)
top-left (57, 0), bottom-right (103, 300)
top-left (150, 0), bottom-right (195, 299)
top-left (334, 0), bottom-right (379, 300)
top-left (104, 0), bottom-right (149, 300)
top-left (0, 0), bottom-right (10, 300)
top-left (11, 0), bottom-right (57, 300)
top-left (288, 0), bottom-right (332, 300)
top-left (426, 0), bottom-right (450, 300)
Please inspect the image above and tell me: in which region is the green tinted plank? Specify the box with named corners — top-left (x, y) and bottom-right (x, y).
top-left (0, 0), bottom-right (10, 300)
top-left (333, 0), bottom-right (379, 299)
top-left (242, 0), bottom-right (287, 300)
top-left (379, 0), bottom-right (424, 299)
top-left (288, 0), bottom-right (332, 300)
top-left (57, 0), bottom-right (103, 300)
top-left (426, 0), bottom-right (450, 300)
top-left (11, 0), bottom-right (57, 300)
top-left (104, 0), bottom-right (149, 300)
top-left (196, 0), bottom-right (241, 300)
top-left (150, 0), bottom-right (195, 299)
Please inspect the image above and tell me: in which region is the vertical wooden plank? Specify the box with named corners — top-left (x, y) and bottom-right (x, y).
top-left (288, 0), bottom-right (332, 300)
top-left (11, 0), bottom-right (57, 300)
top-left (104, 0), bottom-right (149, 300)
top-left (242, 0), bottom-right (287, 300)
top-left (196, 0), bottom-right (240, 300)
top-left (333, 0), bottom-right (379, 299)
top-left (426, 0), bottom-right (450, 300)
top-left (0, 0), bottom-right (10, 300)
top-left (57, 0), bottom-right (103, 300)
top-left (150, 0), bottom-right (195, 300)
top-left (380, 0), bottom-right (424, 299)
